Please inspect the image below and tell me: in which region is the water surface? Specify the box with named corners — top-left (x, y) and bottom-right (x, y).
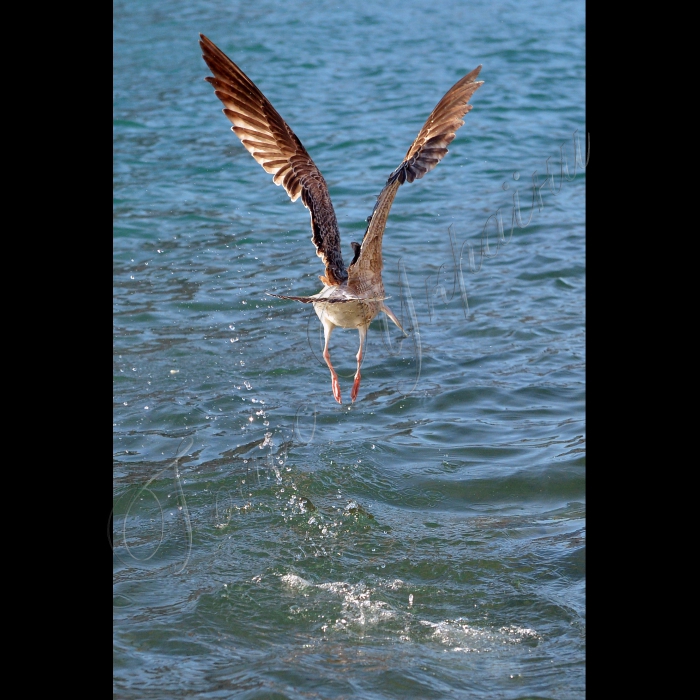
top-left (114, 1), bottom-right (585, 697)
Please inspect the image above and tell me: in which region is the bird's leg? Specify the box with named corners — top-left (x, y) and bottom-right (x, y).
top-left (322, 318), bottom-right (342, 404)
top-left (351, 325), bottom-right (367, 403)
top-left (382, 303), bottom-right (408, 336)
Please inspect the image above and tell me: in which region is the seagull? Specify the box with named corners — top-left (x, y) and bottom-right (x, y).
top-left (200, 34), bottom-right (483, 403)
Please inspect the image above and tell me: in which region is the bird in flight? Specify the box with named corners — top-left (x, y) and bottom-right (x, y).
top-left (200, 34), bottom-right (483, 403)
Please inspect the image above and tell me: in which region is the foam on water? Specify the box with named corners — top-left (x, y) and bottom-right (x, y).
top-left (279, 572), bottom-right (541, 652)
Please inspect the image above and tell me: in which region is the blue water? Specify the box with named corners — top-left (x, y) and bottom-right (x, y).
top-left (114, 0), bottom-right (585, 697)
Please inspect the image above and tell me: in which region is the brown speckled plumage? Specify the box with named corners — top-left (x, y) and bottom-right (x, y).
top-left (200, 34), bottom-right (347, 285)
top-left (199, 33), bottom-right (483, 402)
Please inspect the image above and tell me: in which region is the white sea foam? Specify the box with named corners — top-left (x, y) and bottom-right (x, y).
top-left (280, 574), bottom-right (540, 649)
top-left (420, 618), bottom-right (540, 652)
top-left (280, 573), bottom-right (313, 589)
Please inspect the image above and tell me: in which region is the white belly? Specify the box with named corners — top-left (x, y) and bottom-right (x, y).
top-left (312, 285), bottom-right (381, 329)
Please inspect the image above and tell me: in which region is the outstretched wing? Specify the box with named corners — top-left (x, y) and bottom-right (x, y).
top-left (348, 66), bottom-right (483, 284)
top-left (266, 293), bottom-right (378, 304)
top-left (199, 34), bottom-right (347, 285)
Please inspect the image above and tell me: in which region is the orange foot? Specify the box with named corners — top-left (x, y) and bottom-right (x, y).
top-left (351, 373), bottom-right (361, 403)
top-left (331, 373), bottom-right (342, 404)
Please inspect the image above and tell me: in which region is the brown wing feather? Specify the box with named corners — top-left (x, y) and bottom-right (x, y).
top-left (199, 34), bottom-right (347, 285)
top-left (267, 293), bottom-right (377, 304)
top-left (349, 66), bottom-right (483, 282)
